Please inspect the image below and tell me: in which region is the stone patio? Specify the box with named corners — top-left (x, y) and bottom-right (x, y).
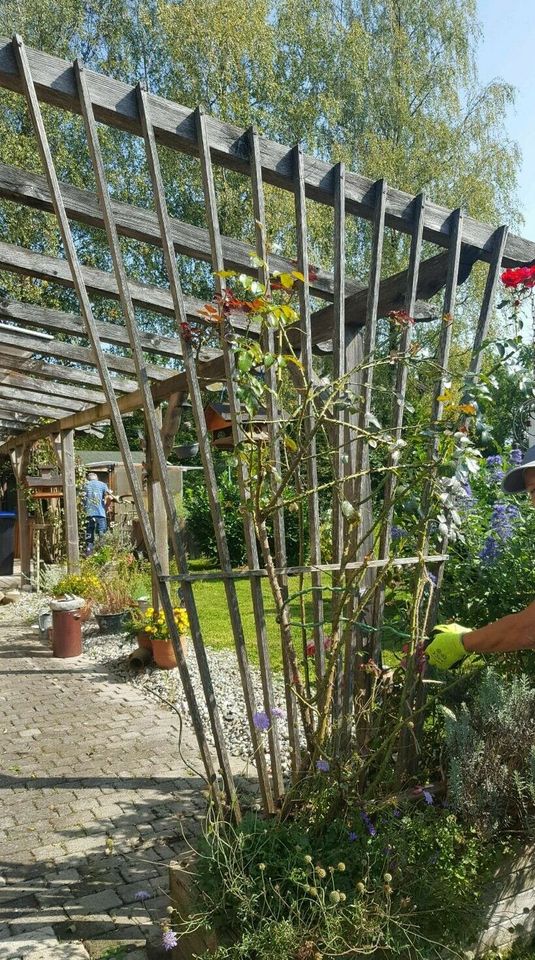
top-left (0, 620), bottom-right (215, 959)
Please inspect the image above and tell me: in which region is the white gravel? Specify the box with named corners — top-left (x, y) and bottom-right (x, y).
top-left (81, 622), bottom-right (293, 773)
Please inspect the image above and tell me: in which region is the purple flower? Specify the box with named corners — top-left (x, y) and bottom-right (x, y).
top-left (422, 790), bottom-right (434, 805)
top-left (490, 502), bottom-right (520, 542)
top-left (162, 930), bottom-right (178, 951)
top-left (253, 711), bottom-right (270, 731)
top-left (479, 535), bottom-right (499, 564)
top-left (426, 571), bottom-right (437, 586)
top-left (391, 525), bottom-right (407, 541)
top-left (348, 831), bottom-right (358, 842)
top-left (511, 449), bottom-right (523, 465)
top-left (486, 455), bottom-right (502, 467)
top-left (392, 808), bottom-right (402, 818)
top-left (461, 480), bottom-right (473, 499)
top-left (316, 759), bottom-right (330, 772)
top-left (270, 707), bottom-right (285, 720)
top-left (360, 811), bottom-right (377, 837)
top-left (134, 890), bottom-right (151, 901)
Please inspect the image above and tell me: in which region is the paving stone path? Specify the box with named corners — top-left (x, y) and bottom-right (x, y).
top-left (0, 622), bottom-right (214, 959)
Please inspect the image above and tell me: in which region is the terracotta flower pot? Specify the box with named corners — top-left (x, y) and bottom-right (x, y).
top-left (152, 635), bottom-right (188, 670)
top-left (137, 630), bottom-right (152, 652)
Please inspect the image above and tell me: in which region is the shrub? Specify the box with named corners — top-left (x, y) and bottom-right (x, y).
top-left (52, 571), bottom-right (103, 602)
top-left (440, 450), bottom-right (535, 627)
top-left (444, 667), bottom-right (535, 834)
top-left (178, 805), bottom-right (496, 959)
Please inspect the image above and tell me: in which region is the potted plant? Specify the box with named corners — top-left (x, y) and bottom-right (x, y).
top-left (52, 571), bottom-right (104, 622)
top-left (143, 605), bottom-right (189, 669)
top-left (95, 578), bottom-right (132, 634)
top-left (124, 605), bottom-right (153, 652)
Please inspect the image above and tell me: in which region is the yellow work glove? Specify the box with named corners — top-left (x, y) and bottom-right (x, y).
top-left (426, 623), bottom-right (471, 670)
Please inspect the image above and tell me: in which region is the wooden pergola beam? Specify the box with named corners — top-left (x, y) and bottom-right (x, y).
top-left (0, 383), bottom-right (85, 413)
top-left (0, 238), bottom-right (204, 322)
top-left (0, 323), bottom-right (174, 379)
top-left (0, 38), bottom-right (530, 266)
top-left (0, 395), bottom-right (67, 419)
top-left (0, 350), bottom-right (223, 451)
top-left (0, 354), bottom-right (138, 394)
top-left (0, 367), bottom-right (108, 405)
top-left (0, 161), bottom-right (359, 303)
top-left (0, 297), bottom-right (217, 362)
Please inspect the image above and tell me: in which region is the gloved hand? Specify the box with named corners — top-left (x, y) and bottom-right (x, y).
top-left (426, 623), bottom-right (471, 669)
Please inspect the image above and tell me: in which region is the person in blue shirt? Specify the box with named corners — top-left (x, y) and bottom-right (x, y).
top-left (84, 472), bottom-right (116, 553)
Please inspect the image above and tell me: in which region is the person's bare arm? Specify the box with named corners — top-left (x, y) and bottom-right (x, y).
top-left (463, 601), bottom-right (535, 654)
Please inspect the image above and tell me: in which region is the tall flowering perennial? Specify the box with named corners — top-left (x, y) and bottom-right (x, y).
top-left (486, 454), bottom-right (504, 484)
top-left (479, 502), bottom-right (521, 564)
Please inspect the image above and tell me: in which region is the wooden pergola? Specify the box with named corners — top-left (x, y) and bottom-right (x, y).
top-left (0, 35), bottom-right (531, 814)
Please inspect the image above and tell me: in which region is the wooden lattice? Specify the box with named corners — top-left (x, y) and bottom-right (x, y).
top-left (0, 35), bottom-right (531, 815)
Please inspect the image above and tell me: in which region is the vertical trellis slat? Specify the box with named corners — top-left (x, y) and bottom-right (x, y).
top-left (137, 86), bottom-right (285, 812)
top-left (429, 221), bottom-right (508, 616)
top-left (468, 225), bottom-right (509, 379)
top-left (331, 162), bottom-right (347, 722)
top-left (293, 144), bottom-right (326, 682)
top-left (347, 180), bottom-right (388, 714)
top-left (194, 106), bottom-right (280, 809)
top-left (248, 126), bottom-right (301, 778)
top-left (74, 61), bottom-right (240, 811)
top-left (371, 193), bottom-right (425, 661)
top-left (11, 35), bottom-right (225, 811)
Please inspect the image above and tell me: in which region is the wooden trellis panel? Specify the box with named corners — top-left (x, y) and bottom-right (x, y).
top-left (0, 35), bottom-right (524, 812)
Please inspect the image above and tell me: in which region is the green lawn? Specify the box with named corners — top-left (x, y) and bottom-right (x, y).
top-left (191, 576), bottom-right (308, 672)
top-left (189, 575), bottom-right (400, 672)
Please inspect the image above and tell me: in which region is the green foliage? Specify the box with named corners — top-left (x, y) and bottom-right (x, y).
top-left (184, 464), bottom-right (247, 566)
top-left (444, 668), bottom-right (535, 835)
top-left (52, 570), bottom-right (103, 601)
top-left (183, 461), bottom-right (303, 567)
top-left (186, 806), bottom-right (496, 959)
top-left (440, 452), bottom-right (535, 628)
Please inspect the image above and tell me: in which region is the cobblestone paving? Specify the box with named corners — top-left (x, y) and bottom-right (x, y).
top-left (0, 622), bottom-right (212, 959)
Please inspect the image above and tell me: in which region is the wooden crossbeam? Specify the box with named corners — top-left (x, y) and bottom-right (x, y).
top-left (0, 395), bottom-right (60, 418)
top-left (0, 161), bottom-right (360, 303)
top-left (0, 367), bottom-right (108, 404)
top-left (0, 297), bottom-right (217, 362)
top-left (0, 383), bottom-right (85, 413)
top-left (0, 238), bottom-right (204, 322)
top-left (0, 354), bottom-right (138, 394)
top-left (0, 37), bottom-right (530, 266)
top-left (0, 323), bottom-right (173, 379)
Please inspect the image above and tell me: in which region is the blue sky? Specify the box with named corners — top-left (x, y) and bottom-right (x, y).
top-left (477, 0), bottom-right (535, 241)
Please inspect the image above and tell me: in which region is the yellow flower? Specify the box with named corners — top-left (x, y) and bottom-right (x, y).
top-left (145, 608), bottom-right (154, 618)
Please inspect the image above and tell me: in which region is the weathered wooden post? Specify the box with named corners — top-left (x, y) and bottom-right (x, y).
top-left (60, 428), bottom-right (80, 574)
top-left (145, 407), bottom-right (169, 610)
top-left (9, 444), bottom-right (31, 590)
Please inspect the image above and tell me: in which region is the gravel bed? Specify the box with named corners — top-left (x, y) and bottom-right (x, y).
top-left (81, 622), bottom-right (293, 773)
